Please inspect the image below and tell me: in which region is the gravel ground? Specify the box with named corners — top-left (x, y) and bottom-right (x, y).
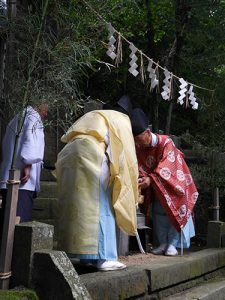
top-left (119, 245), bottom-right (206, 266)
top-left (119, 252), bottom-right (171, 265)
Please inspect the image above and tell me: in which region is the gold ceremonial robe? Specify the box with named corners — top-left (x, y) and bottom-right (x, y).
top-left (55, 110), bottom-right (138, 254)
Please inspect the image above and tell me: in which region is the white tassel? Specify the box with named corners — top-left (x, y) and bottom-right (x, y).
top-left (135, 231), bottom-right (145, 254)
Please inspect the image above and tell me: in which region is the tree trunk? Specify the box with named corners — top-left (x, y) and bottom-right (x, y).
top-left (145, 0), bottom-right (159, 132)
top-left (165, 0), bottom-right (190, 134)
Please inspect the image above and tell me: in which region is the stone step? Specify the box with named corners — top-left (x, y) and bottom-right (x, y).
top-left (40, 167), bottom-right (56, 181)
top-left (31, 218), bottom-right (56, 227)
top-left (80, 249), bottom-right (225, 300)
top-left (32, 197), bottom-right (58, 220)
top-left (164, 276), bottom-right (225, 300)
top-left (38, 181), bottom-right (57, 198)
top-left (30, 219), bottom-right (58, 246)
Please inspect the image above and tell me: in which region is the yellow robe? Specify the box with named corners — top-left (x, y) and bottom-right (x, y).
top-left (55, 110), bottom-right (138, 254)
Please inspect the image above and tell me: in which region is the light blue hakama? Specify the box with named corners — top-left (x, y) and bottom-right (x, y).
top-left (153, 199), bottom-right (195, 248)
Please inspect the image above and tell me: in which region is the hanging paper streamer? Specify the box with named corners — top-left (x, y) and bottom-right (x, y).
top-left (188, 85), bottom-right (199, 110)
top-left (102, 22), bottom-right (205, 109)
top-left (147, 60), bottom-right (159, 91)
top-left (161, 69), bottom-right (172, 100)
top-left (128, 43), bottom-right (139, 77)
top-left (177, 78), bottom-right (188, 105)
top-left (106, 23), bottom-right (117, 60)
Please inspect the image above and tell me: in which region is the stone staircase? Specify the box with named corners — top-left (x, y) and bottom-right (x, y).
top-left (165, 276), bottom-right (225, 300)
top-left (32, 181), bottom-right (58, 242)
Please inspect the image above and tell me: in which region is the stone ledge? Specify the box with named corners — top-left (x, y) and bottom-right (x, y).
top-left (31, 250), bottom-right (91, 300)
top-left (80, 265), bottom-right (148, 300)
top-left (33, 197), bottom-right (58, 220)
top-left (149, 248), bottom-right (225, 291)
top-left (38, 181), bottom-right (57, 198)
top-left (80, 249), bottom-right (225, 300)
top-left (164, 276), bottom-right (225, 300)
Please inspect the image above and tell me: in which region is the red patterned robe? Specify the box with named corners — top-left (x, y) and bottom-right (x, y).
top-left (136, 134), bottom-right (198, 232)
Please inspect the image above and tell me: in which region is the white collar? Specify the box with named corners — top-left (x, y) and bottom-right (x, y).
top-left (151, 133), bottom-right (158, 147)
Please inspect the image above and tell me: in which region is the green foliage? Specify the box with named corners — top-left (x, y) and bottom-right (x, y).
top-left (1, 0), bottom-right (97, 131)
top-left (72, 0), bottom-right (225, 144)
top-left (66, 0), bottom-right (177, 106)
top-left (2, 0), bottom-right (225, 229)
top-left (181, 132), bottom-right (225, 189)
top-left (2, 0), bottom-right (225, 140)
top-left (177, 0), bottom-right (225, 146)
top-left (0, 289), bottom-right (38, 300)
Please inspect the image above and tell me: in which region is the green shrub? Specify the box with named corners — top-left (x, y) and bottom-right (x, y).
top-left (0, 289), bottom-right (38, 300)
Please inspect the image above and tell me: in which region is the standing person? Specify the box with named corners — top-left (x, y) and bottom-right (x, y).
top-left (131, 108), bottom-right (198, 256)
top-left (0, 104), bottom-right (48, 237)
top-left (55, 98), bottom-right (139, 271)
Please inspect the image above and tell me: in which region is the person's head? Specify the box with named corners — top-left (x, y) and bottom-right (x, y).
top-left (131, 108), bottom-right (151, 148)
top-left (134, 128), bottom-right (152, 148)
top-left (36, 103), bottom-right (49, 119)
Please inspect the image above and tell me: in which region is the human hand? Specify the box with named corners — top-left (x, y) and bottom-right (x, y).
top-left (138, 176), bottom-right (151, 189)
top-left (20, 165), bottom-right (32, 183)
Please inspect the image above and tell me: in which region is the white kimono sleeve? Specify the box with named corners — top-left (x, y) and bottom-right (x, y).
top-left (20, 113), bottom-right (45, 165)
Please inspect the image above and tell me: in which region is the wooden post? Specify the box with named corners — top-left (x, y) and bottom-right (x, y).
top-left (213, 187), bottom-right (220, 221)
top-left (0, 169), bottom-right (20, 289)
